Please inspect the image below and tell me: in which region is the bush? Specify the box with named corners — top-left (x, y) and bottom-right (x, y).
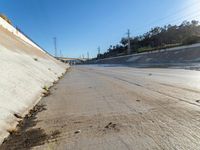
top-left (0, 14), bottom-right (12, 25)
top-left (33, 58), bottom-right (38, 61)
top-left (182, 36), bottom-right (200, 45)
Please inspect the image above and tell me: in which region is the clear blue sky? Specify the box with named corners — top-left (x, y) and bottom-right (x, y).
top-left (0, 0), bottom-right (199, 58)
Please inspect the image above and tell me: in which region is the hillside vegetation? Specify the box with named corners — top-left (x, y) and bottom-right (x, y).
top-left (97, 20), bottom-right (200, 59)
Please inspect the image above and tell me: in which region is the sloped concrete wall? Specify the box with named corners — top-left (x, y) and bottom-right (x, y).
top-left (0, 19), bottom-right (69, 143)
top-left (93, 43), bottom-right (200, 66)
top-left (0, 16), bottom-right (44, 53)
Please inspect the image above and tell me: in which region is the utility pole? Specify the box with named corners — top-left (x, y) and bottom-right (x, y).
top-left (53, 37), bottom-right (57, 57)
top-left (98, 46), bottom-right (101, 55)
top-left (127, 29), bottom-right (131, 54)
top-left (60, 49), bottom-right (62, 57)
top-left (87, 51), bottom-right (89, 60)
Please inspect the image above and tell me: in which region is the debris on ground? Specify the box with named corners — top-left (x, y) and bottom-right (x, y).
top-left (103, 122), bottom-right (120, 133)
top-left (14, 113), bottom-right (23, 119)
top-left (105, 122), bottom-right (117, 129)
top-left (0, 104), bottom-right (61, 150)
top-left (74, 130), bottom-right (81, 134)
top-left (196, 100), bottom-right (200, 103)
top-left (42, 86), bottom-right (51, 97)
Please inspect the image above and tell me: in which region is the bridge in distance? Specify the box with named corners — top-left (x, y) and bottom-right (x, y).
top-left (56, 57), bottom-right (87, 65)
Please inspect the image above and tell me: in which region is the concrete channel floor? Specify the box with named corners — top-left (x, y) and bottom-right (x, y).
top-left (2, 65), bottom-right (200, 150)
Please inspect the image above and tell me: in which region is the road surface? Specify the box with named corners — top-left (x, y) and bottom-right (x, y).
top-left (2, 65), bottom-right (200, 150)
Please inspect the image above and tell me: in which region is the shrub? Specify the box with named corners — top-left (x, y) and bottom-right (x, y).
top-left (34, 58), bottom-right (38, 61)
top-left (43, 85), bottom-right (49, 91)
top-left (0, 14), bottom-right (12, 25)
top-left (182, 35), bottom-right (200, 45)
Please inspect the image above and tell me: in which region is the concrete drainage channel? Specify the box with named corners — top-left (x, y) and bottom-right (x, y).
top-left (0, 16), bottom-right (70, 147)
top-left (0, 68), bottom-right (70, 150)
top-left (88, 43), bottom-right (200, 69)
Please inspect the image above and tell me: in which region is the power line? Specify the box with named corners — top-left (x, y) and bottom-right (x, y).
top-left (98, 1), bottom-right (200, 54)
top-left (157, 8), bottom-right (200, 25)
top-left (146, 0), bottom-right (200, 26)
top-left (135, 10), bottom-right (200, 35)
top-left (134, 0), bottom-right (200, 35)
top-left (161, 12), bottom-right (200, 26)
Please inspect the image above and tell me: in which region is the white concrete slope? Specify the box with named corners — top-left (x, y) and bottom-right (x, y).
top-left (0, 22), bottom-right (68, 143)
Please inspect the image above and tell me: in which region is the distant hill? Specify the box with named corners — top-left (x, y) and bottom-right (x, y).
top-left (97, 20), bottom-right (200, 60)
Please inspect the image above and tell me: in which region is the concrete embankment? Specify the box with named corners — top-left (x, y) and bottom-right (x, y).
top-left (0, 17), bottom-right (69, 143)
top-left (92, 43), bottom-right (200, 67)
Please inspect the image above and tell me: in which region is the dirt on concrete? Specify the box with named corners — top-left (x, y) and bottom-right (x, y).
top-left (0, 104), bottom-right (61, 150)
top-left (0, 69), bottom-right (70, 150)
top-left (2, 66), bottom-right (200, 149)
